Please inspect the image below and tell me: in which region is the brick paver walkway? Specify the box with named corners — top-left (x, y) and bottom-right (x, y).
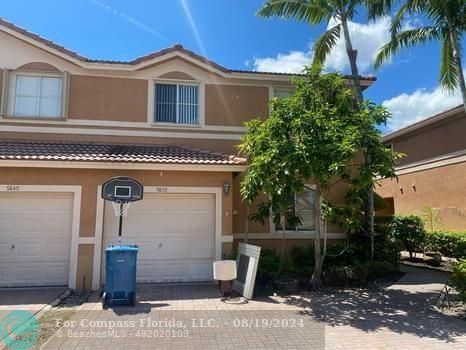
top-left (38, 266), bottom-right (466, 349)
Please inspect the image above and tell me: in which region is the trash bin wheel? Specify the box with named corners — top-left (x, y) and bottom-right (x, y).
top-left (131, 293), bottom-right (136, 306)
top-left (102, 292), bottom-right (108, 309)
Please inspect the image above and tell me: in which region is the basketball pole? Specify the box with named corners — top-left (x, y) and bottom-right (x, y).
top-left (118, 202), bottom-right (124, 239)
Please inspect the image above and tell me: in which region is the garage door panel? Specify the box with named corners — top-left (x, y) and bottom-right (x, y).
top-left (189, 239), bottom-right (213, 259)
top-left (0, 216), bottom-right (14, 233)
top-left (103, 192), bottom-right (215, 283)
top-left (0, 243), bottom-right (11, 259)
top-left (0, 192), bottom-right (73, 287)
top-left (0, 267), bottom-right (7, 282)
top-left (190, 261), bottom-right (213, 280)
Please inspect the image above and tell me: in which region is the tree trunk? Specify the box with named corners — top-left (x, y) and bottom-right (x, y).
top-left (341, 17), bottom-right (364, 103)
top-left (245, 203), bottom-right (250, 243)
top-left (342, 16), bottom-right (375, 262)
top-left (449, 29), bottom-right (466, 114)
top-left (364, 152), bottom-right (375, 262)
top-left (311, 186), bottom-right (324, 289)
top-left (273, 213), bottom-right (286, 280)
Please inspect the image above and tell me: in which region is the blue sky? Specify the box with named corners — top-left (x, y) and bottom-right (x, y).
top-left (1, 0), bottom-right (463, 132)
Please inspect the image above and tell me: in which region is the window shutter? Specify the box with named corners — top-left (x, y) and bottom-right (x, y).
top-left (0, 68), bottom-right (10, 117)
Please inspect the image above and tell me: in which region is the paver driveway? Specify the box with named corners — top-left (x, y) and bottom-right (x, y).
top-left (39, 267), bottom-right (466, 349)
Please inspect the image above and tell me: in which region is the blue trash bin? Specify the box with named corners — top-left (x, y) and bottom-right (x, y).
top-left (103, 245), bottom-right (138, 308)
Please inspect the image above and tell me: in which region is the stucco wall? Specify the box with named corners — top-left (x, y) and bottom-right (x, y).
top-left (389, 110), bottom-right (466, 165)
top-left (68, 75), bottom-right (148, 122)
top-left (205, 84), bottom-right (269, 126)
top-left (377, 161), bottom-right (466, 230)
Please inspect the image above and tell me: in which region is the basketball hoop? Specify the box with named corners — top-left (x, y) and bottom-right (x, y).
top-left (101, 177), bottom-right (144, 239)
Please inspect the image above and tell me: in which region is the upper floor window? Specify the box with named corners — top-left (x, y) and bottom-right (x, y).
top-left (13, 74), bottom-right (63, 118)
top-left (273, 87), bottom-right (295, 99)
top-left (275, 186), bottom-right (317, 232)
top-left (154, 83), bottom-right (199, 125)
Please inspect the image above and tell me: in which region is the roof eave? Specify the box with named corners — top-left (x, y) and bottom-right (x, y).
top-left (0, 159), bottom-right (248, 172)
top-left (383, 104), bottom-right (464, 142)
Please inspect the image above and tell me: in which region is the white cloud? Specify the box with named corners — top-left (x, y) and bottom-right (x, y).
top-left (383, 87), bottom-right (462, 132)
top-left (252, 17), bottom-right (391, 74)
top-left (254, 50), bottom-right (311, 74)
top-left (325, 16), bottom-right (391, 72)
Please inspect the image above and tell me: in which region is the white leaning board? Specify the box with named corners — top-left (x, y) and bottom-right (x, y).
top-left (233, 243), bottom-right (261, 299)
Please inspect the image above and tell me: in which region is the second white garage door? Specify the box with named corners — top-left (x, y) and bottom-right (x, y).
top-left (103, 193), bottom-right (215, 283)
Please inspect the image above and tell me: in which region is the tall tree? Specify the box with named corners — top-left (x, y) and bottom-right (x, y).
top-left (375, 0), bottom-right (466, 113)
top-left (239, 68), bottom-right (400, 288)
top-left (257, 0), bottom-right (393, 260)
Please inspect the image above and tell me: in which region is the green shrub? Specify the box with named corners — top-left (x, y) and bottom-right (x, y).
top-left (323, 262), bottom-right (364, 287)
top-left (389, 215), bottom-right (426, 258)
top-left (256, 248), bottom-right (281, 283)
top-left (223, 249), bottom-right (237, 260)
top-left (450, 259), bottom-right (466, 302)
top-left (289, 245), bottom-right (314, 279)
top-left (369, 260), bottom-right (399, 279)
top-left (425, 231), bottom-right (466, 259)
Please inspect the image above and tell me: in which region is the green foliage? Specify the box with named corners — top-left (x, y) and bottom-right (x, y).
top-left (257, 0), bottom-right (396, 72)
top-left (375, 0), bottom-right (466, 92)
top-left (239, 67), bottom-right (401, 229)
top-left (389, 215), bottom-right (426, 258)
top-left (420, 206), bottom-right (443, 233)
top-left (223, 249), bottom-right (237, 260)
top-left (287, 236), bottom-right (401, 284)
top-left (256, 248), bottom-right (281, 283)
top-left (323, 262), bottom-right (365, 287)
top-left (289, 245), bottom-right (315, 278)
top-left (450, 259), bottom-right (466, 302)
top-left (425, 231), bottom-right (466, 259)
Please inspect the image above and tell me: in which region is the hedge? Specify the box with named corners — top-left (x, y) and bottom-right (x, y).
top-left (425, 231), bottom-right (466, 260)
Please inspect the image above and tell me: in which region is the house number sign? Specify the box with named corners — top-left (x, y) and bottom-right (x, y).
top-left (155, 187), bottom-right (168, 193)
top-left (6, 185), bottom-right (20, 192)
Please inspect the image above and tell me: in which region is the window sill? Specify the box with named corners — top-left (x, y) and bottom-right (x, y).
top-left (151, 122), bottom-right (202, 128)
top-left (1, 115), bottom-right (67, 122)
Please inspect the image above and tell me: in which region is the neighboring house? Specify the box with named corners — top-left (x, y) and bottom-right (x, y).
top-left (377, 105), bottom-right (466, 230)
top-left (0, 19), bottom-right (376, 290)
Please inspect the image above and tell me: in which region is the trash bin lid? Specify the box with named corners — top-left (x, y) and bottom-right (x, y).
top-left (105, 244), bottom-right (139, 252)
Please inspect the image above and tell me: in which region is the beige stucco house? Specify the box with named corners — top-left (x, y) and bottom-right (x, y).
top-left (0, 19), bottom-right (376, 290)
top-left (377, 104), bottom-right (466, 230)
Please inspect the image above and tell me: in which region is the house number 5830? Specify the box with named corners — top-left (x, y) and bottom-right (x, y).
top-left (6, 185), bottom-right (20, 192)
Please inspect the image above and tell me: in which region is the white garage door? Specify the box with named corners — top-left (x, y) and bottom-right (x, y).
top-left (0, 192), bottom-right (73, 287)
top-left (103, 193), bottom-right (215, 283)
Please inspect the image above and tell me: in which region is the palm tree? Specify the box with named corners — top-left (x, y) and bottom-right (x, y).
top-left (257, 0), bottom-right (392, 103)
top-left (257, 0), bottom-right (393, 284)
top-left (375, 0), bottom-right (466, 113)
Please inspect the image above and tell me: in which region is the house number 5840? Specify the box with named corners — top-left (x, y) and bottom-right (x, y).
top-left (6, 185), bottom-right (20, 192)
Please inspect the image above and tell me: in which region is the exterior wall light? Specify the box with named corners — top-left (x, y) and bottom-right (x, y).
top-left (223, 181), bottom-right (231, 195)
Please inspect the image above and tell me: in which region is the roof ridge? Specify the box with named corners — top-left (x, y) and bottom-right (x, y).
top-left (0, 17), bottom-right (377, 80)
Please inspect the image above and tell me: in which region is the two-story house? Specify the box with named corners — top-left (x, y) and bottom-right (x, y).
top-left (377, 104), bottom-right (466, 230)
top-left (0, 19), bottom-right (376, 290)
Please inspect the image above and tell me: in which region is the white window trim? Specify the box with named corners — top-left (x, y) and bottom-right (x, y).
top-left (149, 78), bottom-right (205, 127)
top-left (269, 184), bottom-right (317, 235)
top-left (6, 70), bottom-right (68, 120)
